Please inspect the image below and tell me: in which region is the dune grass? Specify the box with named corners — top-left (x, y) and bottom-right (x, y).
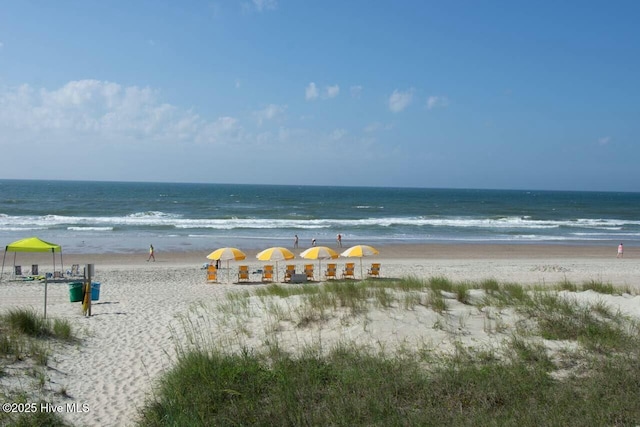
top-left (0, 308), bottom-right (74, 427)
top-left (138, 277), bottom-right (640, 426)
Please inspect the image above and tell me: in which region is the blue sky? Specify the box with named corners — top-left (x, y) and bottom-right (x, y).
top-left (0, 1), bottom-right (638, 191)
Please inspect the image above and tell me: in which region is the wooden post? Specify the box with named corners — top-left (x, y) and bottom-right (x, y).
top-left (44, 277), bottom-right (48, 319)
top-left (86, 264), bottom-right (94, 317)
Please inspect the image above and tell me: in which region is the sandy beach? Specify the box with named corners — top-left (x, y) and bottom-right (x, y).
top-left (1, 243), bottom-right (639, 426)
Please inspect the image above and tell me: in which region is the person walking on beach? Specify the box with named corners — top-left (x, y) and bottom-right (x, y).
top-left (311, 238), bottom-right (317, 247)
top-left (294, 234), bottom-right (299, 248)
top-left (337, 233), bottom-right (342, 247)
top-left (617, 243), bottom-right (624, 258)
top-left (147, 244), bottom-right (156, 262)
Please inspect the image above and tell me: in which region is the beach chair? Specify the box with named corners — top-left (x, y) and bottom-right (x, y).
top-left (31, 265), bottom-right (39, 276)
top-left (14, 265), bottom-right (23, 277)
top-left (70, 264), bottom-right (81, 277)
top-left (325, 263), bottom-right (337, 280)
top-left (367, 263), bottom-right (381, 278)
top-left (207, 265), bottom-right (218, 283)
top-left (53, 271), bottom-right (64, 279)
top-left (237, 265), bottom-right (250, 283)
top-left (262, 265), bottom-right (274, 282)
top-left (284, 265), bottom-right (295, 282)
top-left (342, 263), bottom-right (355, 279)
top-left (304, 264), bottom-right (314, 281)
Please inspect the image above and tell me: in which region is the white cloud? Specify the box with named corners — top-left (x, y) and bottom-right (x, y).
top-left (254, 126), bottom-right (312, 148)
top-left (305, 82), bottom-right (318, 101)
top-left (0, 79), bottom-right (403, 184)
top-left (0, 79), bottom-right (243, 146)
top-left (0, 80), bottom-right (155, 132)
top-left (388, 88), bottom-right (414, 113)
top-left (254, 103), bottom-right (286, 125)
top-left (306, 83), bottom-right (340, 100)
top-left (598, 136), bottom-right (612, 145)
top-left (364, 122), bottom-right (393, 133)
top-left (214, 116), bottom-right (239, 131)
top-left (254, 0), bottom-right (277, 11)
top-left (277, 126), bottom-right (310, 144)
top-left (325, 85), bottom-right (340, 99)
top-left (243, 0), bottom-right (277, 12)
top-left (350, 85), bottom-right (362, 98)
top-left (195, 116), bottom-right (245, 146)
top-left (427, 95), bottom-right (449, 110)
top-left (330, 128), bottom-right (347, 140)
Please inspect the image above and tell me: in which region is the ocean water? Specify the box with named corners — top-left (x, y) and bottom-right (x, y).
top-left (0, 179), bottom-right (638, 254)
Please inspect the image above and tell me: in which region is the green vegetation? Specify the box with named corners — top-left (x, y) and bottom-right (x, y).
top-left (138, 278), bottom-right (640, 426)
top-left (0, 308), bottom-right (74, 427)
top-left (3, 277), bottom-right (635, 426)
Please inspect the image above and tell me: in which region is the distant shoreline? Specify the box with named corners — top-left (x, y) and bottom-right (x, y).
top-left (2, 178), bottom-right (640, 194)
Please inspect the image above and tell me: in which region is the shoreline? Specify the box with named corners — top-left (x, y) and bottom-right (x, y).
top-left (6, 242), bottom-right (629, 266)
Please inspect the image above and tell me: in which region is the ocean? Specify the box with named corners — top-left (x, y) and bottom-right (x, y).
top-left (0, 179), bottom-right (638, 254)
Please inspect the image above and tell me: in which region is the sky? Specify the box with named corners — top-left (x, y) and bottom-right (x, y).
top-left (0, 1), bottom-right (638, 191)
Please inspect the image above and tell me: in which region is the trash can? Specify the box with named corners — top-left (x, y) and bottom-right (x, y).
top-left (91, 282), bottom-right (101, 301)
top-left (68, 282), bottom-right (84, 303)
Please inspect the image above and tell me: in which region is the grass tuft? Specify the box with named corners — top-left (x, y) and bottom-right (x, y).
top-left (5, 308), bottom-right (51, 338)
top-left (0, 310), bottom-right (75, 427)
top-left (581, 280), bottom-right (617, 295)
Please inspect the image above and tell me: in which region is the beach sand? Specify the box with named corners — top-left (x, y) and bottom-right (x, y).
top-left (1, 243), bottom-right (639, 426)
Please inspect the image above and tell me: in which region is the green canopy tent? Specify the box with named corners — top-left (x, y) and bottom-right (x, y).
top-left (1, 237), bottom-right (64, 280)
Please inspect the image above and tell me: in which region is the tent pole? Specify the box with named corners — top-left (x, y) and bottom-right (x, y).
top-left (0, 248), bottom-right (7, 281)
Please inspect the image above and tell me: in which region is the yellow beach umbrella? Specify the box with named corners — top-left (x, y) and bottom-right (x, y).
top-left (207, 247), bottom-right (246, 261)
top-left (300, 246), bottom-right (339, 280)
top-left (207, 247), bottom-right (247, 283)
top-left (340, 245), bottom-right (379, 279)
top-left (256, 247), bottom-right (295, 282)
